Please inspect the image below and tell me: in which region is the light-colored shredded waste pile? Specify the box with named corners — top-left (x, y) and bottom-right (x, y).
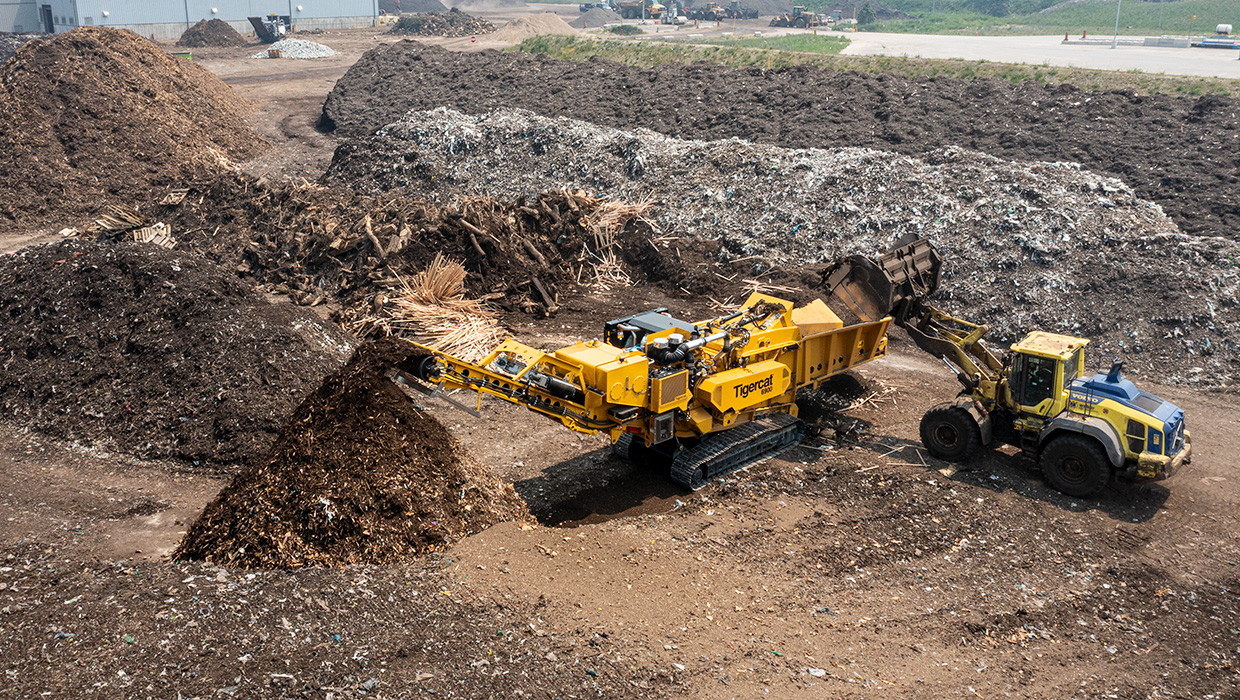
top-left (495, 14), bottom-right (579, 41)
top-left (253, 38), bottom-right (337, 59)
top-left (572, 7), bottom-right (624, 28)
top-left (328, 107), bottom-right (1240, 387)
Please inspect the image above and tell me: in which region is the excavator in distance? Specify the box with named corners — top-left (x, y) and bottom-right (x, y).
top-left (823, 238), bottom-right (1190, 497)
top-left (396, 292), bottom-right (891, 489)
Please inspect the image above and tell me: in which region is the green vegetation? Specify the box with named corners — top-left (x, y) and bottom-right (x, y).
top-left (606, 24), bottom-right (645, 35)
top-left (511, 34), bottom-right (1240, 97)
top-left (836, 0), bottom-right (1240, 36)
top-left (693, 33), bottom-right (850, 53)
top-left (857, 2), bottom-right (879, 24)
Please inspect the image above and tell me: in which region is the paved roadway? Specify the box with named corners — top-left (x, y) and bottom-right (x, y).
top-left (841, 32), bottom-right (1240, 79)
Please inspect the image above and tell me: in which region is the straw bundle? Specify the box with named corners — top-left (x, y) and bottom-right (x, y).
top-left (578, 195), bottom-right (653, 291)
top-left (349, 254), bottom-right (506, 363)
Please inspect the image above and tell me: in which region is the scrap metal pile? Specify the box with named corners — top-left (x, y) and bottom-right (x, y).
top-left (0, 31), bottom-right (48, 64)
top-left (326, 107), bottom-right (1240, 386)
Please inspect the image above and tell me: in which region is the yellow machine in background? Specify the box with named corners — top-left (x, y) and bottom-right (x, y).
top-left (398, 293), bottom-right (890, 489)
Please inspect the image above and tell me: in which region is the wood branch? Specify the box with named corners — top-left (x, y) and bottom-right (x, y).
top-left (530, 276), bottom-right (558, 313)
top-left (521, 239), bottom-right (548, 267)
top-left (538, 198), bottom-right (560, 224)
top-left (457, 217), bottom-right (486, 237)
top-left (364, 215), bottom-right (385, 261)
top-left (468, 232), bottom-right (486, 258)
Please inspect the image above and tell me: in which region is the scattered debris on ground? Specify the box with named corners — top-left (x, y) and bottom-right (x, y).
top-left (174, 337), bottom-right (530, 567)
top-left (326, 107), bottom-right (1240, 386)
top-left (572, 7), bottom-right (624, 28)
top-left (390, 9), bottom-right (495, 37)
top-left (0, 27), bottom-right (267, 227)
top-left (495, 14), bottom-right (580, 41)
top-left (318, 41), bottom-right (1240, 238)
top-left (0, 31), bottom-right (48, 64)
top-left (0, 535), bottom-right (666, 696)
top-left (176, 18), bottom-right (248, 47)
top-left (253, 38), bottom-right (337, 59)
top-left (0, 240), bottom-right (354, 470)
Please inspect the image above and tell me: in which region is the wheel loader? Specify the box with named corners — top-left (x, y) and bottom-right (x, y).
top-left (769, 6), bottom-right (818, 28)
top-left (822, 238), bottom-right (1191, 497)
top-left (393, 292), bottom-right (891, 489)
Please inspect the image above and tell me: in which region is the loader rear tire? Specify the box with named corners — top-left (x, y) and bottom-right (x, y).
top-left (919, 404), bottom-right (980, 462)
top-left (1039, 434), bottom-right (1110, 497)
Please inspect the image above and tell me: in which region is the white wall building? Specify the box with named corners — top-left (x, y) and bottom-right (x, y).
top-left (4, 0), bottom-right (380, 39)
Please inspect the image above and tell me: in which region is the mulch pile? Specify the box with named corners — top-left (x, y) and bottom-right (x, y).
top-left (318, 41), bottom-right (1239, 239)
top-left (176, 18), bottom-right (247, 47)
top-left (390, 10), bottom-right (495, 37)
top-left (0, 240), bottom-right (355, 469)
top-left (0, 31), bottom-right (48, 64)
top-left (0, 27), bottom-right (267, 227)
top-left (174, 337), bottom-right (530, 568)
top-left (149, 173), bottom-right (650, 316)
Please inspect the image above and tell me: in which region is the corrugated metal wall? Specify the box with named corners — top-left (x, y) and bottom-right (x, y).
top-left (44, 0), bottom-right (375, 31)
top-left (0, 0), bottom-right (39, 33)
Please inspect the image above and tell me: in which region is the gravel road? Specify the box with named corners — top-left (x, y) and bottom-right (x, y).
top-left (842, 31), bottom-right (1240, 79)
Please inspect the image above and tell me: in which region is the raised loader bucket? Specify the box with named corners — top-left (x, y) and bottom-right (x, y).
top-left (821, 237), bottom-right (942, 323)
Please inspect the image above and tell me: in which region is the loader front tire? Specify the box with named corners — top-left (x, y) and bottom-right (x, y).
top-left (1039, 434), bottom-right (1111, 497)
top-left (919, 404), bottom-right (981, 462)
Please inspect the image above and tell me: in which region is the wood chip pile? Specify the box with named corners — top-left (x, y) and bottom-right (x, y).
top-left (176, 19), bottom-right (248, 47)
top-left (0, 27), bottom-right (267, 227)
top-left (174, 337), bottom-right (530, 568)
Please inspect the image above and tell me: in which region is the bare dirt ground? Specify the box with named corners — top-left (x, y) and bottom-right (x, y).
top-left (2, 283), bottom-right (1237, 698)
top-left (2, 23), bottom-right (1238, 700)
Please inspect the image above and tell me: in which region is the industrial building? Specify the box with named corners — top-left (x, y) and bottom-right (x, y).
top-left (1, 0), bottom-right (379, 38)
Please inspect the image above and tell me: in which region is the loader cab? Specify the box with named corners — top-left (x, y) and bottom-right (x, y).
top-left (1007, 332), bottom-right (1087, 418)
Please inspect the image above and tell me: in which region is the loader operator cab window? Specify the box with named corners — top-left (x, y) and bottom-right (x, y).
top-left (1014, 353), bottom-right (1057, 408)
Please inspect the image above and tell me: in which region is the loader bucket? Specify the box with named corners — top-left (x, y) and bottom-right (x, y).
top-left (821, 238), bottom-right (942, 323)
top-left (249, 16), bottom-right (277, 43)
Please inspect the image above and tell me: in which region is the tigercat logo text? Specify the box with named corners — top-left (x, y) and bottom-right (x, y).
top-left (734, 376), bottom-right (775, 399)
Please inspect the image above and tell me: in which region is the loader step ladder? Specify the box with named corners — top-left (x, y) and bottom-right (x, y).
top-left (669, 413), bottom-right (806, 490)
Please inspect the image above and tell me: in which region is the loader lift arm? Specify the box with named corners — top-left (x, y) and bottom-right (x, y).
top-left (822, 237), bottom-right (1002, 392)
